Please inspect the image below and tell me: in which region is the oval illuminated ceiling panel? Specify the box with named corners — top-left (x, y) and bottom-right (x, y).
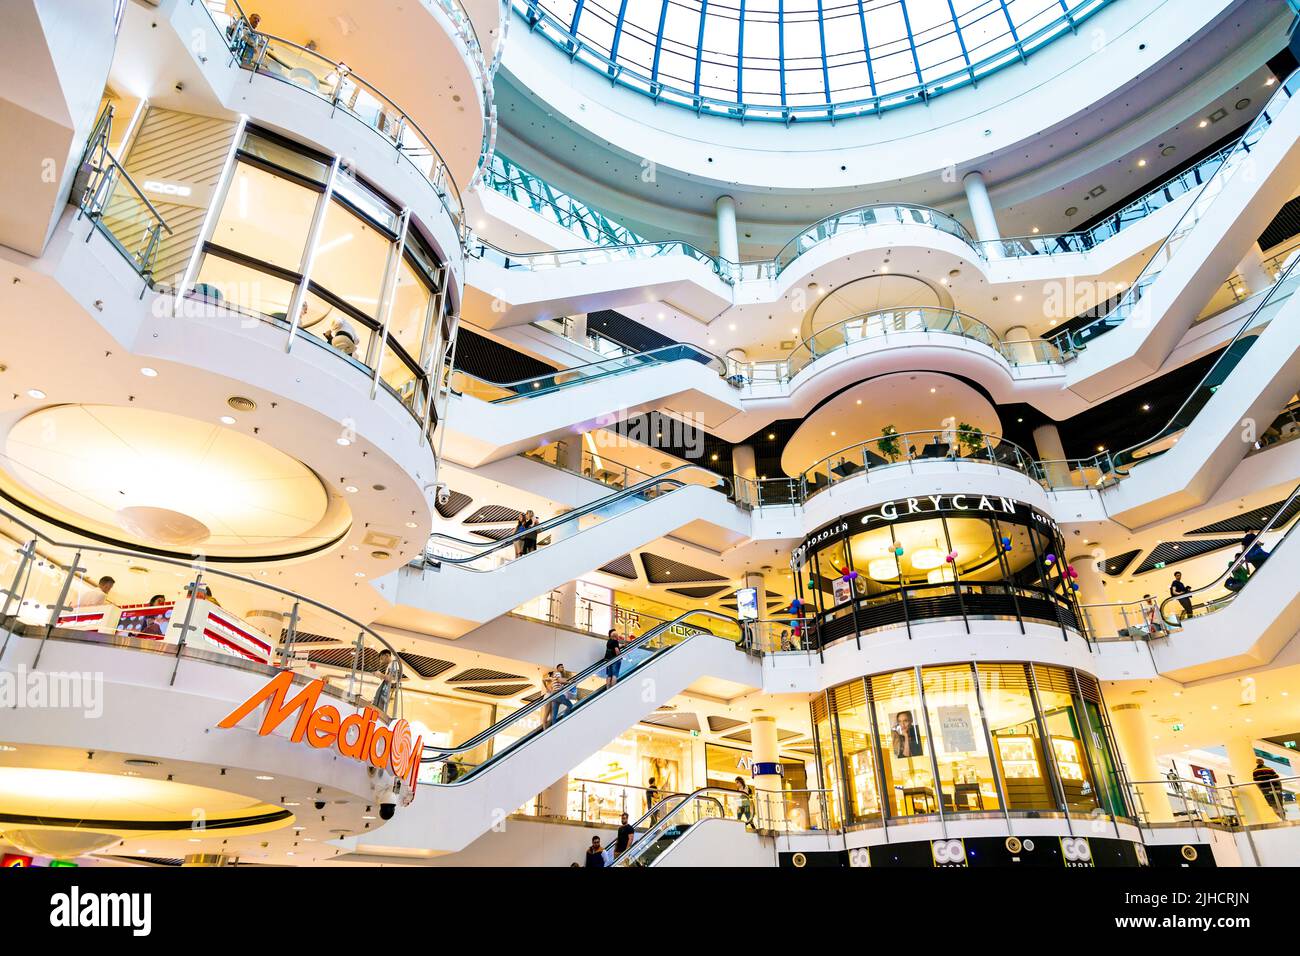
top-left (1, 405), bottom-right (348, 558)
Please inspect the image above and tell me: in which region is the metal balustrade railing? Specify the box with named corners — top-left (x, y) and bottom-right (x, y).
top-left (0, 503), bottom-right (408, 717)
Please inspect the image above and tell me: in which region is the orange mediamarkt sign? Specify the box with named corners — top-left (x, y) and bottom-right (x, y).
top-left (218, 670), bottom-right (422, 796)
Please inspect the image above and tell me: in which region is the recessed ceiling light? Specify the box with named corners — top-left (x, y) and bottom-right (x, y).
top-left (856, 400), bottom-right (862, 405)
top-left (767, 433), bottom-right (775, 440)
top-left (336, 437), bottom-right (352, 446)
top-left (929, 387), bottom-right (936, 393)
top-left (26, 388), bottom-right (45, 400)
top-left (1266, 76), bottom-right (1277, 86)
top-left (405, 521), bottom-right (418, 528)
top-left (140, 367), bottom-right (158, 377)
top-left (1141, 404), bottom-right (1150, 411)
top-left (1137, 159), bottom-right (1147, 167)
top-left (355, 571), bottom-right (366, 578)
top-left (728, 323), bottom-right (736, 331)
top-left (219, 415), bottom-right (236, 425)
top-left (1198, 119), bottom-right (1208, 128)
top-left (1014, 295), bottom-right (1022, 302)
top-left (255, 775), bottom-right (274, 781)
top-left (831, 431), bottom-right (837, 437)
top-left (1031, 227), bottom-right (1040, 234)
top-left (345, 485), bottom-right (359, 494)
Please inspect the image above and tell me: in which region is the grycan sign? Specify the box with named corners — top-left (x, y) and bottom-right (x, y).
top-left (217, 670), bottom-right (422, 797)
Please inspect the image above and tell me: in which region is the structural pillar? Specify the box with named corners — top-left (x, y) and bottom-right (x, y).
top-left (750, 714), bottom-right (783, 830)
top-left (731, 443), bottom-right (757, 505)
top-left (561, 431), bottom-right (585, 473)
top-left (1234, 243), bottom-right (1272, 298)
top-left (538, 774), bottom-right (570, 819)
top-left (962, 170), bottom-right (1001, 245)
top-left (568, 313), bottom-right (588, 345)
top-left (1069, 552), bottom-right (1118, 639)
top-left (1225, 737), bottom-right (1281, 825)
top-left (1032, 422), bottom-right (1071, 489)
top-left (1108, 703), bottom-right (1175, 823)
top-left (715, 195), bottom-right (740, 265)
top-left (554, 579), bottom-right (579, 629)
top-left (1003, 324), bottom-right (1037, 366)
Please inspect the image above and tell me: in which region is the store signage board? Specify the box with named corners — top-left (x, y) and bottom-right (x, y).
top-left (218, 670), bottom-right (422, 797)
top-left (736, 587), bottom-right (759, 621)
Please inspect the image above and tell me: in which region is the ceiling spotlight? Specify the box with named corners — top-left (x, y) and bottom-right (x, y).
top-left (1198, 119), bottom-right (1208, 128)
top-left (1031, 227), bottom-right (1040, 234)
top-left (345, 485), bottom-right (359, 493)
top-left (1014, 294), bottom-right (1023, 302)
top-left (219, 415), bottom-right (236, 425)
top-left (1141, 404), bottom-right (1150, 412)
top-left (929, 387), bottom-right (936, 393)
top-left (26, 388), bottom-right (45, 400)
top-left (1266, 76), bottom-right (1277, 86)
top-left (255, 775), bottom-right (275, 781)
top-left (405, 521), bottom-right (418, 529)
top-left (140, 367), bottom-right (158, 378)
top-left (354, 572), bottom-right (366, 578)
top-left (336, 437), bottom-right (352, 446)
top-left (1137, 158), bottom-right (1147, 167)
top-left (767, 433), bottom-right (776, 440)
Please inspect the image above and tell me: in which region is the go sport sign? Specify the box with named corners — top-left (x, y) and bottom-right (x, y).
top-left (791, 495), bottom-right (1059, 569)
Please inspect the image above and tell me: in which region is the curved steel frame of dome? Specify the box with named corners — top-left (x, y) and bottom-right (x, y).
top-left (515, 0), bottom-right (1116, 122)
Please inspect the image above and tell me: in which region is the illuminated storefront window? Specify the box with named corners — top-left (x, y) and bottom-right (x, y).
top-left (792, 496), bottom-right (1081, 646)
top-left (813, 663), bottom-right (1128, 825)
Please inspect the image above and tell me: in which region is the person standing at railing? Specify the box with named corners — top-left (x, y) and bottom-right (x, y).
top-left (1169, 571), bottom-right (1194, 620)
top-left (1253, 758), bottom-right (1286, 816)
top-left (735, 776), bottom-right (755, 829)
top-left (371, 648), bottom-right (402, 714)
top-left (1140, 595), bottom-right (1167, 636)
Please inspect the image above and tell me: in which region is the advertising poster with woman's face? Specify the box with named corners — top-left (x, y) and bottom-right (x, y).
top-left (891, 710), bottom-right (924, 758)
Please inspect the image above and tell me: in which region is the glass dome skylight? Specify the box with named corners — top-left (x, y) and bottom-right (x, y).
top-left (515, 0), bottom-right (1115, 121)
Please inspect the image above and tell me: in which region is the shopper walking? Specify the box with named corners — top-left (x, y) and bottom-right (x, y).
top-left (549, 662), bottom-right (575, 720)
top-left (1169, 571), bottom-right (1194, 620)
top-left (1240, 532), bottom-right (1270, 572)
top-left (585, 835), bottom-right (607, 867)
top-left (614, 812), bottom-right (635, 856)
top-left (1253, 758), bottom-right (1285, 815)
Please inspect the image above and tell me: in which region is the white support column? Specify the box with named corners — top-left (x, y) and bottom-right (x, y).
top-left (1032, 422), bottom-right (1070, 488)
top-left (538, 774), bottom-right (570, 819)
top-left (568, 313), bottom-right (588, 344)
top-left (1108, 703), bottom-right (1175, 823)
top-left (1234, 243), bottom-right (1272, 297)
top-left (731, 444), bottom-right (757, 505)
top-left (962, 170), bottom-right (1001, 245)
top-left (561, 432), bottom-right (585, 473)
top-left (1225, 737), bottom-right (1282, 825)
top-left (554, 579), bottom-right (579, 628)
top-left (1003, 325), bottom-right (1037, 366)
top-left (715, 195), bottom-right (740, 264)
top-left (751, 714), bottom-right (783, 829)
top-left (1069, 552), bottom-right (1118, 639)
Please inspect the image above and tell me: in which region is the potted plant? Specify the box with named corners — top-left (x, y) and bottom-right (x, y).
top-left (957, 422), bottom-right (986, 458)
top-left (877, 425), bottom-right (902, 462)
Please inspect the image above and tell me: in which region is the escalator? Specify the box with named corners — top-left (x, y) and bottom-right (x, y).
top-left (384, 464), bottom-right (750, 636)
top-left (1143, 481), bottom-right (1300, 681)
top-left (442, 345), bottom-right (744, 466)
top-left (612, 787), bottom-right (743, 867)
top-left (1096, 256), bottom-right (1300, 525)
top-left (1061, 69), bottom-right (1300, 402)
top-left (356, 610), bottom-right (759, 856)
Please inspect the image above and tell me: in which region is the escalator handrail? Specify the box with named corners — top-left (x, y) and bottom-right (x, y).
top-left (1157, 479), bottom-right (1300, 628)
top-left (423, 463), bottom-right (730, 562)
top-left (419, 608), bottom-right (740, 766)
top-left (1109, 255), bottom-right (1300, 470)
top-left (611, 786), bottom-right (745, 866)
top-left (1057, 68), bottom-right (1300, 350)
top-left (451, 342), bottom-right (732, 399)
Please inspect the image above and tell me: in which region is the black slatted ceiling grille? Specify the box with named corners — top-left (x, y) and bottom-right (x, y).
top-left (706, 715), bottom-right (745, 732)
top-left (435, 489), bottom-right (472, 519)
top-left (466, 683), bottom-right (533, 697)
top-left (599, 555), bottom-right (639, 579)
top-left (667, 585), bottom-right (730, 598)
top-left (282, 629), bottom-right (339, 644)
top-left (307, 647), bottom-right (383, 669)
top-left (587, 309), bottom-right (677, 352)
top-left (639, 551), bottom-right (727, 584)
top-left (470, 527), bottom-right (514, 540)
top-left (1187, 496), bottom-right (1300, 535)
top-left (1102, 549), bottom-right (1141, 576)
top-left (641, 711), bottom-right (700, 732)
top-left (447, 667), bottom-right (525, 683)
top-left (1259, 195), bottom-right (1300, 250)
top-left (398, 654), bottom-right (455, 679)
top-left (463, 505), bottom-right (523, 525)
top-left (522, 691), bottom-right (545, 703)
top-left (453, 328), bottom-right (556, 382)
top-left (1134, 539), bottom-right (1240, 574)
top-left (105, 855), bottom-right (183, 867)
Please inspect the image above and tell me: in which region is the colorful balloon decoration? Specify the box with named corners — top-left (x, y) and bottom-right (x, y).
top-left (945, 551), bottom-right (958, 563)
top-left (1070, 582), bottom-right (1080, 592)
top-left (894, 544), bottom-right (905, 557)
top-left (1066, 565), bottom-right (1079, 579)
top-left (1001, 536), bottom-right (1012, 552)
top-left (837, 566), bottom-right (859, 582)
top-left (1044, 553), bottom-right (1056, 566)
